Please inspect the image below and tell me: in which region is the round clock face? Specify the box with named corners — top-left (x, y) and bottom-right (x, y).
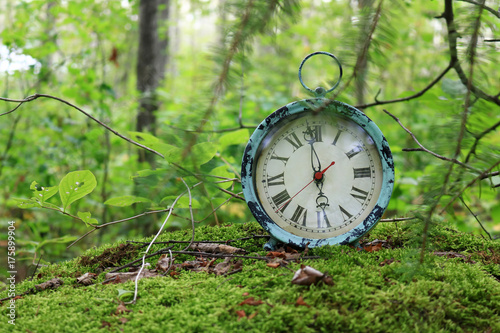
top-left (241, 99), bottom-right (394, 248)
top-left (255, 111), bottom-right (383, 239)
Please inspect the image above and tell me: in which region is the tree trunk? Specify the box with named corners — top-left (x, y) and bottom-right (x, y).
top-left (136, 0), bottom-right (169, 166)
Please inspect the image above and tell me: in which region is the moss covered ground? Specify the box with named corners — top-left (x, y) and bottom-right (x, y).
top-left (1, 222), bottom-right (499, 332)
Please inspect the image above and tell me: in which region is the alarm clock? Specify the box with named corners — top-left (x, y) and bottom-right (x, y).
top-left (241, 52), bottom-right (394, 250)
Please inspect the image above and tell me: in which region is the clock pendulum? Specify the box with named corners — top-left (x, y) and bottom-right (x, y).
top-left (241, 52), bottom-right (395, 250)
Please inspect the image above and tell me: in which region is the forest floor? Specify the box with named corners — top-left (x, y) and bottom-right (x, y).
top-left (1, 221), bottom-right (499, 332)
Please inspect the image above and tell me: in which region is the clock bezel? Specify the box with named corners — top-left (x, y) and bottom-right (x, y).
top-left (241, 98), bottom-right (394, 248)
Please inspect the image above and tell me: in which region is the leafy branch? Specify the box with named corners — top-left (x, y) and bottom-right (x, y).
top-left (356, 64), bottom-right (453, 110)
top-left (382, 109), bottom-right (479, 172)
top-left (0, 94), bottom-right (165, 158)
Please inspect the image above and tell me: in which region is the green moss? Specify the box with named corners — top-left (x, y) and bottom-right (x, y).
top-left (1, 222), bottom-right (499, 332)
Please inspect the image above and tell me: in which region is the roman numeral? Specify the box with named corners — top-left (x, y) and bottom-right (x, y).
top-left (272, 190), bottom-right (291, 211)
top-left (350, 186), bottom-right (369, 204)
top-left (271, 153), bottom-right (289, 165)
top-left (353, 167), bottom-right (371, 178)
top-left (346, 146), bottom-right (362, 159)
top-left (332, 130), bottom-right (343, 146)
top-left (285, 132), bottom-right (303, 151)
top-left (290, 205), bottom-right (307, 226)
top-left (316, 210), bottom-right (332, 228)
top-left (304, 125), bottom-right (323, 143)
top-left (339, 206), bottom-right (353, 221)
top-left (267, 173), bottom-right (285, 186)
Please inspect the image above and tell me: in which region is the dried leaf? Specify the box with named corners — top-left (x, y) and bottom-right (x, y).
top-left (156, 254), bottom-right (174, 272)
top-left (379, 258), bottom-right (395, 266)
top-left (239, 297), bottom-right (264, 306)
top-left (291, 265), bottom-right (334, 286)
top-left (213, 258), bottom-right (242, 276)
top-left (284, 252), bottom-right (301, 260)
top-left (236, 310), bottom-right (246, 320)
top-left (76, 272), bottom-right (96, 286)
top-left (266, 251), bottom-right (286, 259)
top-left (364, 242), bottom-right (383, 252)
top-left (295, 296), bottom-right (311, 308)
top-left (115, 303), bottom-right (132, 315)
top-left (118, 317), bottom-right (128, 324)
top-left (267, 262), bottom-right (281, 268)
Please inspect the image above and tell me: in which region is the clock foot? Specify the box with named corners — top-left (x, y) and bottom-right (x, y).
top-left (263, 236), bottom-right (280, 251)
top-left (350, 240), bottom-right (363, 251)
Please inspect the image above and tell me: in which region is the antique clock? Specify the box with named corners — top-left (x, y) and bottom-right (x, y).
top-left (241, 52), bottom-right (394, 250)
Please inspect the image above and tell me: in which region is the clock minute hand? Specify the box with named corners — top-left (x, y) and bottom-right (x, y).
top-left (275, 161), bottom-right (335, 213)
top-left (310, 143), bottom-right (321, 173)
top-left (305, 124), bottom-right (321, 172)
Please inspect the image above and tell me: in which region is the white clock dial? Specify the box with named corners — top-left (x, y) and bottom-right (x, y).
top-left (254, 111), bottom-right (383, 239)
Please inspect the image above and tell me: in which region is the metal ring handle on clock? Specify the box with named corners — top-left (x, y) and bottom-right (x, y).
top-left (298, 51), bottom-right (343, 95)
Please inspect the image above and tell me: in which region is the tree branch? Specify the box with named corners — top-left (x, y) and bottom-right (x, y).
top-left (356, 64), bottom-right (453, 109)
top-left (382, 109), bottom-right (478, 171)
top-left (442, 0), bottom-right (500, 106)
top-left (440, 160), bottom-right (500, 214)
top-left (0, 94), bottom-right (165, 158)
top-left (457, 0), bottom-right (500, 18)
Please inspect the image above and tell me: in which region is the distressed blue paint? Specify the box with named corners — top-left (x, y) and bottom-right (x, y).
top-left (241, 98), bottom-right (395, 249)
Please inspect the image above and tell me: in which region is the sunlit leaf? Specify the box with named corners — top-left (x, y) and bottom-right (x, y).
top-left (160, 196), bottom-right (200, 209)
top-left (59, 170), bottom-right (97, 211)
top-left (14, 198), bottom-right (41, 209)
top-left (191, 142), bottom-right (218, 165)
top-left (30, 181), bottom-right (59, 203)
top-left (77, 211), bottom-right (99, 226)
top-left (219, 129), bottom-right (249, 151)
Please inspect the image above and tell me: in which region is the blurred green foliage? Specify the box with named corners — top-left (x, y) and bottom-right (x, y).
top-left (0, 0), bottom-right (498, 277)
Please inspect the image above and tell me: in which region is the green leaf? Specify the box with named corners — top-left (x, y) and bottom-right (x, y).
top-left (117, 288), bottom-right (134, 301)
top-left (128, 131), bottom-right (160, 145)
top-left (77, 211), bottom-right (99, 226)
top-left (209, 165), bottom-right (235, 180)
top-left (104, 195), bottom-right (151, 207)
top-left (191, 142), bottom-right (218, 165)
top-left (150, 143), bottom-right (182, 163)
top-left (59, 170), bottom-right (97, 211)
top-left (132, 168), bottom-right (168, 179)
top-left (14, 198), bottom-right (41, 209)
top-left (40, 202), bottom-right (63, 211)
top-left (30, 181), bottom-right (59, 203)
top-left (160, 196), bottom-right (200, 209)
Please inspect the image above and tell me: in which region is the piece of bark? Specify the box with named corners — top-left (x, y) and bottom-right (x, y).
top-left (105, 269), bottom-right (158, 283)
top-left (35, 278), bottom-right (64, 291)
top-left (189, 243), bottom-right (246, 254)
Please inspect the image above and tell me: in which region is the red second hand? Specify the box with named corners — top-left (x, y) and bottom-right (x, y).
top-left (275, 161), bottom-right (335, 212)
